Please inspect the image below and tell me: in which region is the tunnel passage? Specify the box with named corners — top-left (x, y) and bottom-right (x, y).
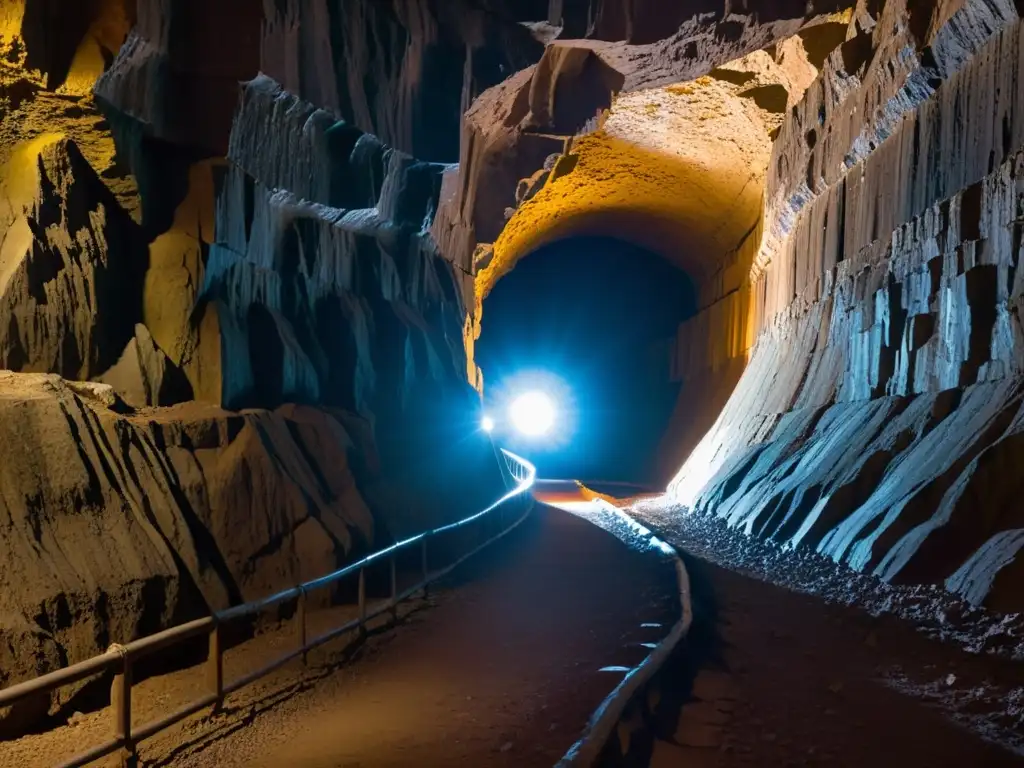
top-left (475, 235), bottom-right (695, 484)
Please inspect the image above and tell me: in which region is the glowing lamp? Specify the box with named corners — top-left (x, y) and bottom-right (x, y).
top-left (509, 391), bottom-right (555, 436)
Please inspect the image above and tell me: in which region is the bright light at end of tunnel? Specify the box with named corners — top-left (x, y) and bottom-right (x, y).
top-left (509, 391), bottom-right (556, 437)
top-left (481, 415), bottom-right (495, 433)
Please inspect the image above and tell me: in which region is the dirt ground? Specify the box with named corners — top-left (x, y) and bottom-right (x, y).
top-left (0, 503), bottom-right (677, 768)
top-left (622, 500), bottom-right (1024, 767)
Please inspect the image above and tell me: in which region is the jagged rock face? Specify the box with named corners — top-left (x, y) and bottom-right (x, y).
top-left (669, 0), bottom-right (1024, 611)
top-left (94, 0), bottom-right (261, 156)
top-left (3, 0), bottom-right (135, 94)
top-left (0, 373), bottom-right (378, 733)
top-left (443, 0), bottom-right (1024, 613)
top-left (202, 74), bottom-right (504, 515)
top-left (0, 136), bottom-right (146, 379)
top-left (0, 0), bottom-right (510, 733)
top-left (0, 1), bottom-right (506, 515)
top-left (554, 0), bottom-right (847, 48)
top-left (432, 4), bottom-right (850, 283)
top-left (261, 0), bottom-right (546, 162)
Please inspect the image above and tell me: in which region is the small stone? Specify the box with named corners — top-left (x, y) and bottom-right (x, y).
top-left (500, 742), bottom-right (513, 753)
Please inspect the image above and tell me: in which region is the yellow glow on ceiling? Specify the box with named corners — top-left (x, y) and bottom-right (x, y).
top-left (477, 78), bottom-right (772, 306)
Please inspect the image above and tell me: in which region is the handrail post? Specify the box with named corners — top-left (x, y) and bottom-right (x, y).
top-left (357, 566), bottom-right (367, 637)
top-left (110, 646), bottom-right (136, 767)
top-left (207, 619), bottom-right (224, 712)
top-left (390, 553), bottom-right (398, 622)
top-left (421, 536), bottom-right (429, 599)
top-left (297, 586), bottom-right (308, 665)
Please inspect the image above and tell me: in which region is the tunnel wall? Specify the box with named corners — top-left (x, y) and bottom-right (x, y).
top-left (0, 0), bottom-right (533, 726)
top-left (670, 0), bottom-right (1024, 610)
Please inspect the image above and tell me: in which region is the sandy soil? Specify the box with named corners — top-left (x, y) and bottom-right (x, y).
top-left (624, 499), bottom-right (1024, 766)
top-left (1, 502), bottom-right (677, 767)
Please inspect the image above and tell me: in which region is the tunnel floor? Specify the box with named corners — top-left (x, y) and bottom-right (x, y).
top-left (195, 504), bottom-right (675, 768)
top-left (0, 503), bottom-right (676, 768)
top-left (620, 502), bottom-right (1024, 767)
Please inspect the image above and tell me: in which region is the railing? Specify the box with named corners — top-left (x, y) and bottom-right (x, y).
top-left (0, 448), bottom-right (536, 768)
top-left (557, 500), bottom-right (692, 767)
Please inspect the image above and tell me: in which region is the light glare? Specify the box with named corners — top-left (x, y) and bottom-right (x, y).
top-left (481, 415), bottom-right (495, 433)
top-left (509, 391), bottom-right (555, 436)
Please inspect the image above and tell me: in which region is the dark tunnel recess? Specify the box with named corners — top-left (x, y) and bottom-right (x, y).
top-left (475, 235), bottom-right (695, 485)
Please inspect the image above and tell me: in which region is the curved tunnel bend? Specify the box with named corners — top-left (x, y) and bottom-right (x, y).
top-left (475, 235), bottom-right (696, 485)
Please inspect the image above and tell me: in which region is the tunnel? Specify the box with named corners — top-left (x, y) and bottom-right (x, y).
top-left (6, 1), bottom-right (1024, 764)
top-left (475, 235), bottom-right (695, 484)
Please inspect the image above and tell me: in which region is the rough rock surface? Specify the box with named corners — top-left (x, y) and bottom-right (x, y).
top-left (431, 5), bottom-right (851, 279)
top-left (260, 0), bottom-right (546, 162)
top-left (668, 1), bottom-right (1024, 612)
top-left (443, 0), bottom-right (1024, 618)
top-left (0, 135), bottom-right (146, 379)
top-left (0, 372), bottom-right (378, 733)
top-left (10, 0), bottom-right (1024, 748)
top-left (0, 0), bottom-right (510, 736)
top-left (203, 74), bottom-right (504, 515)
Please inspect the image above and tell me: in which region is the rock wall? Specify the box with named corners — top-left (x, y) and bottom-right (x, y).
top-left (0, 0), bottom-right (518, 727)
top-left (0, 373), bottom-right (379, 731)
top-left (669, 0), bottom-right (1024, 612)
top-left (259, 0), bottom-right (545, 162)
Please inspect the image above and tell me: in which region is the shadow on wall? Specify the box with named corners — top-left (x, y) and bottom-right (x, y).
top-left (476, 236), bottom-right (696, 484)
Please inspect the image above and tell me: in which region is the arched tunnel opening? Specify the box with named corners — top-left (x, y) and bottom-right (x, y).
top-left (476, 235), bottom-right (695, 485)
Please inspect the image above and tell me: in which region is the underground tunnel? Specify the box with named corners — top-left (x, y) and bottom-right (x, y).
top-left (475, 235), bottom-right (695, 484)
top-left (4, 1), bottom-right (1024, 765)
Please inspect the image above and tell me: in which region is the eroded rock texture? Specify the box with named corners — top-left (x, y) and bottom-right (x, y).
top-left (0, 0), bottom-right (507, 726)
top-left (448, 0), bottom-right (1024, 615)
top-left (669, 0), bottom-right (1024, 611)
top-left (203, 73), bottom-right (504, 520)
top-left (260, 0), bottom-right (546, 162)
top-left (0, 373), bottom-right (378, 732)
top-left (7, 0), bottom-right (1024, 734)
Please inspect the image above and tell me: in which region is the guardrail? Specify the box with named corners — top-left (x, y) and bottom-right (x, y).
top-left (557, 499), bottom-right (692, 767)
top-left (0, 448), bottom-right (535, 768)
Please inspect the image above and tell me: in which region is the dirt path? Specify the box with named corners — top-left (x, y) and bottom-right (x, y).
top-left (137, 503), bottom-right (674, 768)
top-left (635, 557), bottom-right (1021, 767)
top-left (615, 502), bottom-right (1024, 767)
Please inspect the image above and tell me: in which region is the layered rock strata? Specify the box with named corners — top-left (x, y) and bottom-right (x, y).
top-left (0, 0), bottom-right (513, 730)
top-left (669, 1), bottom-right (1024, 612)
top-left (0, 373), bottom-right (378, 732)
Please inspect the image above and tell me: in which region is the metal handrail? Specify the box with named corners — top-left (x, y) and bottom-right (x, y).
top-left (0, 448), bottom-right (535, 768)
